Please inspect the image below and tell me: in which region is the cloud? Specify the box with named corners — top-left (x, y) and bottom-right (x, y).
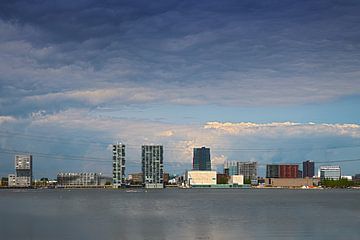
top-left (0, 115), bottom-right (17, 124)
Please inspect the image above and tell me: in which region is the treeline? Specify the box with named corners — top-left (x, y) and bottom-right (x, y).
top-left (320, 178), bottom-right (359, 188)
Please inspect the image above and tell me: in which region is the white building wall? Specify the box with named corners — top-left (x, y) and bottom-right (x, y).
top-left (186, 171), bottom-right (216, 186)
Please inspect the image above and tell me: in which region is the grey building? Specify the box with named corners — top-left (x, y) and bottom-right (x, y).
top-left (319, 166), bottom-right (341, 180)
top-left (142, 145), bottom-right (164, 188)
top-left (224, 161), bottom-right (238, 176)
top-left (193, 147), bottom-right (211, 171)
top-left (238, 161), bottom-right (258, 180)
top-left (57, 173), bottom-right (100, 187)
top-left (266, 164), bottom-right (279, 178)
top-left (303, 160), bottom-right (315, 178)
top-left (11, 155), bottom-right (33, 187)
top-left (113, 143), bottom-right (126, 188)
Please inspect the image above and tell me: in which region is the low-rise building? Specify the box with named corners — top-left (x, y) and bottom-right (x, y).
top-left (8, 174), bottom-right (16, 187)
top-left (128, 173), bottom-right (143, 185)
top-left (319, 166), bottom-right (341, 180)
top-left (186, 170), bottom-right (217, 186)
top-left (57, 173), bottom-right (100, 187)
top-left (265, 178), bottom-right (314, 188)
top-left (229, 175), bottom-right (244, 185)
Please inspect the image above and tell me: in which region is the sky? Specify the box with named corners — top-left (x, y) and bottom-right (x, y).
top-left (0, 0), bottom-right (360, 178)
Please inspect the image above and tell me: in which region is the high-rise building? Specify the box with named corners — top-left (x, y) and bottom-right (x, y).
top-left (238, 161), bottom-right (258, 180)
top-left (193, 147), bottom-right (211, 171)
top-left (224, 161), bottom-right (238, 176)
top-left (142, 145), bottom-right (164, 188)
top-left (113, 143), bottom-right (126, 188)
top-left (303, 160), bottom-right (315, 178)
top-left (266, 164), bottom-right (298, 178)
top-left (319, 166), bottom-right (341, 180)
top-left (14, 155), bottom-right (33, 187)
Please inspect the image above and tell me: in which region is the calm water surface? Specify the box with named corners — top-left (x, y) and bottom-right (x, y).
top-left (0, 188), bottom-right (359, 240)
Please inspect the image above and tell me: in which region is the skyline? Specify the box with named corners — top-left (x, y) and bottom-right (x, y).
top-left (1, 0), bottom-right (360, 177)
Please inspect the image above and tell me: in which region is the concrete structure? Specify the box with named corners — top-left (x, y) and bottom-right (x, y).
top-left (113, 143), bottom-right (126, 188)
top-left (15, 155), bottom-right (33, 187)
top-left (265, 178), bottom-right (314, 188)
top-left (193, 147), bottom-right (211, 171)
top-left (238, 161), bottom-right (257, 180)
top-left (303, 160), bottom-right (315, 178)
top-left (186, 171), bottom-right (217, 186)
top-left (57, 173), bottom-right (100, 187)
top-left (319, 166), bottom-right (341, 180)
top-left (8, 174), bottom-right (16, 187)
top-left (142, 145), bottom-right (164, 188)
top-left (266, 164), bottom-right (298, 178)
top-left (229, 175), bottom-right (244, 185)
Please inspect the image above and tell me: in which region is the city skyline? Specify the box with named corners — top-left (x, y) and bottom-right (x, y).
top-left (1, 1), bottom-right (360, 178)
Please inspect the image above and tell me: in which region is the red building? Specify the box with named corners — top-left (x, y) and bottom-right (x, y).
top-left (279, 164), bottom-right (299, 178)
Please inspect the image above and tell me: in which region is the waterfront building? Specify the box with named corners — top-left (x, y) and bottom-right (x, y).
top-left (57, 173), bottom-right (100, 187)
top-left (217, 173), bottom-right (229, 184)
top-left (319, 166), bottom-right (341, 180)
top-left (113, 143), bottom-right (126, 188)
top-left (224, 161), bottom-right (238, 175)
top-left (9, 155), bottom-right (33, 187)
top-left (193, 147), bottom-right (211, 171)
top-left (128, 173), bottom-right (143, 185)
top-left (186, 170), bottom-right (216, 186)
top-left (142, 145), bottom-right (164, 188)
top-left (266, 164), bottom-right (299, 178)
top-left (229, 175), bottom-right (244, 185)
top-left (238, 161), bottom-right (257, 180)
top-left (303, 160), bottom-right (315, 178)
top-left (265, 178), bottom-right (315, 188)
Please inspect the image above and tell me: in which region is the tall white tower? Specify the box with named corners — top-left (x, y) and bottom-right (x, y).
top-left (112, 143), bottom-right (125, 188)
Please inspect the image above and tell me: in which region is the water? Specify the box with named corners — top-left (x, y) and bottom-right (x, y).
top-left (0, 188), bottom-right (359, 240)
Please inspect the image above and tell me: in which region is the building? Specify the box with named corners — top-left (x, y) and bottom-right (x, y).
top-left (224, 161), bottom-right (238, 175)
top-left (216, 173), bottom-right (229, 184)
top-left (8, 155), bottom-right (33, 187)
top-left (229, 175), bottom-right (244, 185)
top-left (113, 143), bottom-right (126, 188)
top-left (266, 164), bottom-right (298, 178)
top-left (319, 166), bottom-right (341, 180)
top-left (186, 171), bottom-right (217, 186)
top-left (265, 178), bottom-right (314, 188)
top-left (303, 160), bottom-right (315, 178)
top-left (142, 145), bottom-right (164, 188)
top-left (128, 173), bottom-right (143, 185)
top-left (238, 161), bottom-right (257, 180)
top-left (193, 147), bottom-right (211, 171)
top-left (57, 173), bottom-right (100, 187)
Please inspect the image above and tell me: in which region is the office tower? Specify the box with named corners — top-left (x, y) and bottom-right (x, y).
top-left (142, 145), bottom-right (164, 188)
top-left (193, 147), bottom-right (211, 171)
top-left (319, 166), bottom-right (341, 180)
top-left (303, 160), bottom-right (315, 178)
top-left (238, 161), bottom-right (258, 180)
top-left (113, 143), bottom-right (126, 188)
top-left (266, 164), bottom-right (299, 178)
top-left (15, 155), bottom-right (33, 187)
top-left (224, 161), bottom-right (238, 176)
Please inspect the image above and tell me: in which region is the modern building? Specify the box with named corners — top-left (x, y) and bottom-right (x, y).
top-left (142, 145), bottom-right (164, 188)
top-left (229, 175), bottom-right (244, 185)
top-left (266, 164), bottom-right (299, 178)
top-left (319, 166), bottom-right (341, 180)
top-left (186, 170), bottom-right (217, 186)
top-left (113, 143), bottom-right (126, 188)
top-left (224, 161), bottom-right (238, 176)
top-left (303, 160), bottom-right (315, 178)
top-left (8, 155), bottom-right (33, 187)
top-left (193, 147), bottom-right (211, 171)
top-left (57, 172), bottom-right (100, 187)
top-left (238, 161), bottom-right (257, 180)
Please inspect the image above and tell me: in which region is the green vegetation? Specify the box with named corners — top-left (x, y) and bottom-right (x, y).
top-left (320, 178), bottom-right (358, 188)
top-left (244, 178), bottom-right (251, 184)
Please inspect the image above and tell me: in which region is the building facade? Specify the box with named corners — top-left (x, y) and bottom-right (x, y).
top-left (9, 155), bottom-right (33, 187)
top-left (186, 170), bottom-right (217, 186)
top-left (224, 161), bottom-right (238, 175)
top-left (57, 173), bottom-right (100, 187)
top-left (319, 166), bottom-right (341, 180)
top-left (142, 145), bottom-right (164, 188)
top-left (303, 160), bottom-right (315, 178)
top-left (113, 143), bottom-right (126, 188)
top-left (193, 147), bottom-right (211, 171)
top-left (238, 161), bottom-right (257, 180)
top-left (266, 164), bottom-right (299, 178)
